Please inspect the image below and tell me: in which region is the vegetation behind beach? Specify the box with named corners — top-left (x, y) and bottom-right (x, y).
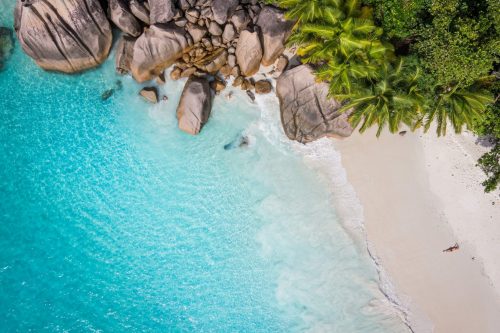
top-left (268, 0), bottom-right (499, 192)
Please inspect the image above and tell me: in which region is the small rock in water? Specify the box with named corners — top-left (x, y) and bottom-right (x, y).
top-left (255, 80), bottom-right (272, 94)
top-left (115, 80), bottom-right (123, 90)
top-left (139, 87), bottom-right (159, 103)
top-left (225, 91), bottom-right (233, 100)
top-left (246, 90), bottom-right (255, 102)
top-left (101, 89), bottom-right (115, 101)
top-left (210, 78), bottom-right (226, 94)
top-left (162, 95), bottom-right (168, 101)
top-left (399, 130), bottom-right (407, 136)
top-left (156, 72), bottom-right (166, 85)
top-left (239, 136), bottom-right (249, 147)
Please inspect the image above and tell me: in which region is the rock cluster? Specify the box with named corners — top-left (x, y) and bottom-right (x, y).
top-left (119, 0), bottom-right (294, 88)
top-left (14, 0), bottom-right (353, 141)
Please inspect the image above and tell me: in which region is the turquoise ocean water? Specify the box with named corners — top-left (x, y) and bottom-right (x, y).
top-left (0, 3), bottom-right (408, 332)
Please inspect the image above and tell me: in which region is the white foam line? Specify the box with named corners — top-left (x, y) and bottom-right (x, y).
top-left (251, 85), bottom-right (415, 332)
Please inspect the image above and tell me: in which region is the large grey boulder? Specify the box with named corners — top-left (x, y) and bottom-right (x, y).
top-left (235, 30), bottom-right (262, 76)
top-left (177, 77), bottom-right (212, 135)
top-left (212, 0), bottom-right (239, 25)
top-left (276, 65), bottom-right (353, 143)
top-left (256, 6), bottom-right (294, 66)
top-left (115, 35), bottom-right (136, 74)
top-left (130, 24), bottom-right (189, 82)
top-left (108, 0), bottom-right (142, 37)
top-left (14, 0), bottom-right (112, 73)
top-left (149, 0), bottom-right (175, 24)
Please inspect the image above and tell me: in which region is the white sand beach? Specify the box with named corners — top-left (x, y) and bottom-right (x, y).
top-left (334, 129), bottom-right (500, 332)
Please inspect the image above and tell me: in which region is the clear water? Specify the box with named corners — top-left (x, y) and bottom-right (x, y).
top-left (0, 4), bottom-right (407, 332)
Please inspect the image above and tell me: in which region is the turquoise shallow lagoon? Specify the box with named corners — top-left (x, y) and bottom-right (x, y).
top-left (0, 3), bottom-right (407, 332)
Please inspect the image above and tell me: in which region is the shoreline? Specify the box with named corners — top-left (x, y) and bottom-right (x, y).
top-left (334, 128), bottom-right (500, 332)
top-left (255, 90), bottom-right (415, 331)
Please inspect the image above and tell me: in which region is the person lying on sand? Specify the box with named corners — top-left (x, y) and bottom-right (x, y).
top-left (443, 243), bottom-right (459, 252)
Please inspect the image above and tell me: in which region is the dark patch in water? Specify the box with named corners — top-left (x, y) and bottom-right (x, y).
top-left (0, 27), bottom-right (14, 71)
top-left (224, 134), bottom-right (249, 150)
top-left (101, 89), bottom-right (115, 101)
top-left (246, 90), bottom-right (255, 102)
top-left (101, 80), bottom-right (123, 101)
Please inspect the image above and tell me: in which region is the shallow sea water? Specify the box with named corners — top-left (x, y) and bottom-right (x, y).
top-left (0, 3), bottom-right (408, 332)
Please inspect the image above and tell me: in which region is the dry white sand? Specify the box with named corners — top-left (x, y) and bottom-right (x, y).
top-left (334, 128), bottom-right (500, 332)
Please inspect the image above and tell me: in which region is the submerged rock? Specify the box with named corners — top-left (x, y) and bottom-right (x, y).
top-left (0, 27), bottom-right (14, 70)
top-left (14, 0), bottom-right (112, 73)
top-left (276, 65), bottom-right (353, 143)
top-left (101, 80), bottom-right (123, 101)
top-left (177, 77), bottom-right (212, 135)
top-left (224, 134), bottom-right (249, 150)
top-left (101, 89), bottom-right (115, 101)
top-left (131, 24), bottom-right (189, 82)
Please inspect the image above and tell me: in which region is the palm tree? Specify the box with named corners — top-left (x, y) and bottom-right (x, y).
top-left (422, 87), bottom-right (493, 136)
top-left (270, 0), bottom-right (344, 24)
top-left (338, 60), bottom-right (423, 136)
top-left (316, 56), bottom-right (378, 96)
top-left (313, 39), bottom-right (393, 96)
top-left (291, 18), bottom-right (385, 61)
